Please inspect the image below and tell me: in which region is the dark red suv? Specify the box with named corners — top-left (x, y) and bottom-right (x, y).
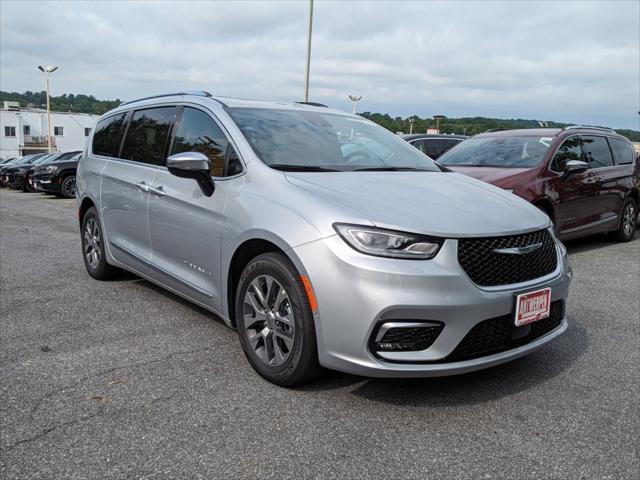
top-left (438, 126), bottom-right (639, 241)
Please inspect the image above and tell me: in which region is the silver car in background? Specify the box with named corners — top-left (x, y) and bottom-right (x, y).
top-left (77, 91), bottom-right (572, 386)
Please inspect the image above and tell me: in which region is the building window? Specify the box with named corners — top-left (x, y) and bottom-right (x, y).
top-left (23, 125), bottom-right (31, 135)
top-left (54, 126), bottom-right (64, 136)
top-left (4, 126), bottom-right (16, 137)
top-left (84, 127), bottom-right (91, 137)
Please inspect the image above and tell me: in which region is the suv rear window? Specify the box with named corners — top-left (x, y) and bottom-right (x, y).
top-left (92, 113), bottom-right (126, 158)
top-left (581, 135), bottom-right (614, 168)
top-left (608, 138), bottom-right (635, 165)
top-left (121, 107), bottom-right (176, 166)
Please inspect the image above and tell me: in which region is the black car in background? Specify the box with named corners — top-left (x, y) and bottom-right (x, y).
top-left (0, 157), bottom-right (19, 186)
top-left (401, 133), bottom-right (467, 159)
top-left (32, 151), bottom-right (82, 198)
top-left (2, 153), bottom-right (49, 190)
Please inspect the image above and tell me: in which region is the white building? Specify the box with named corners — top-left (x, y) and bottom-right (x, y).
top-left (0, 101), bottom-right (100, 159)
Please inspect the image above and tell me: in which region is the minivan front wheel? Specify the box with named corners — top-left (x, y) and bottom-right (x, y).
top-left (612, 198), bottom-right (637, 242)
top-left (81, 207), bottom-right (120, 280)
top-left (236, 253), bottom-right (322, 386)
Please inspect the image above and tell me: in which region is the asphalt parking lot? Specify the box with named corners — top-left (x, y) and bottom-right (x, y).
top-left (0, 188), bottom-right (638, 480)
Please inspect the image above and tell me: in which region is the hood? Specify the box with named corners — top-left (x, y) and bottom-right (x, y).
top-left (446, 166), bottom-right (531, 186)
top-left (35, 160), bottom-right (78, 173)
top-left (285, 171), bottom-right (549, 238)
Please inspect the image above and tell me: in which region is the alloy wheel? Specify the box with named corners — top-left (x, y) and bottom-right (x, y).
top-left (83, 218), bottom-right (101, 269)
top-left (623, 203), bottom-right (636, 238)
top-left (243, 275), bottom-right (295, 366)
top-left (63, 177), bottom-right (77, 197)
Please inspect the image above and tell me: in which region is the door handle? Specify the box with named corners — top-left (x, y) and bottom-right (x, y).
top-left (149, 185), bottom-right (166, 197)
top-left (135, 182), bottom-right (151, 192)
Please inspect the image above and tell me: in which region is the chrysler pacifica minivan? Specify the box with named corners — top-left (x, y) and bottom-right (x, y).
top-left (77, 91), bottom-right (572, 386)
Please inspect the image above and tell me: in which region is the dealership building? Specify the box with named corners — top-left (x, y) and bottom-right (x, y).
top-left (0, 101), bottom-right (99, 159)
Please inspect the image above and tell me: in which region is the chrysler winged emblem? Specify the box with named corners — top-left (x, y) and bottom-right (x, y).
top-left (493, 243), bottom-right (543, 255)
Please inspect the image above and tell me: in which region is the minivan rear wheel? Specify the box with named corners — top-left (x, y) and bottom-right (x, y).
top-left (235, 252), bottom-right (322, 386)
top-left (612, 198), bottom-right (637, 242)
top-left (81, 207), bottom-right (120, 280)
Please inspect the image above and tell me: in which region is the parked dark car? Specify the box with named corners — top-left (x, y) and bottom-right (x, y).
top-left (0, 157), bottom-right (19, 187)
top-left (401, 134), bottom-right (467, 160)
top-left (32, 151), bottom-right (82, 198)
top-left (438, 126), bottom-right (639, 242)
top-left (4, 153), bottom-right (53, 191)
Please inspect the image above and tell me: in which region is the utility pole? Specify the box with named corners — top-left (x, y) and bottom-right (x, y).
top-left (303, 0), bottom-right (314, 102)
top-left (38, 65), bottom-right (58, 153)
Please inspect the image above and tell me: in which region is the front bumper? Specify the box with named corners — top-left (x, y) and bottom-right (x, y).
top-left (31, 174), bottom-right (60, 193)
top-left (293, 229), bottom-right (571, 378)
top-left (5, 172), bottom-right (26, 188)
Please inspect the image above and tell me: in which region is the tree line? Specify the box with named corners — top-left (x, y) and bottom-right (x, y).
top-left (1, 90), bottom-right (638, 142)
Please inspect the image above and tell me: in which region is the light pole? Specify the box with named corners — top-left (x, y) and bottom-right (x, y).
top-left (303, 0), bottom-right (314, 102)
top-left (409, 117), bottom-right (415, 134)
top-left (348, 95), bottom-right (362, 114)
top-left (433, 114), bottom-right (446, 133)
top-left (38, 65), bottom-right (58, 153)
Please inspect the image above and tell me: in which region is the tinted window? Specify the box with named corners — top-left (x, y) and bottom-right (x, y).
top-left (581, 135), bottom-right (613, 168)
top-left (121, 107), bottom-right (176, 166)
top-left (552, 136), bottom-right (584, 171)
top-left (608, 138), bottom-right (634, 165)
top-left (423, 139), bottom-right (460, 159)
top-left (409, 140), bottom-right (425, 153)
top-left (171, 108), bottom-right (239, 177)
top-left (92, 113), bottom-right (126, 157)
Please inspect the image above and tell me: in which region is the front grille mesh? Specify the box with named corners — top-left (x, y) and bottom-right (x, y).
top-left (458, 229), bottom-right (558, 286)
top-left (375, 324), bottom-right (444, 351)
top-left (444, 300), bottom-right (564, 362)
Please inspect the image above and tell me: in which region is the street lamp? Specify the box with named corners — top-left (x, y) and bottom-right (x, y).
top-left (303, 0), bottom-right (314, 102)
top-left (38, 65), bottom-right (58, 153)
top-left (409, 117), bottom-right (415, 134)
top-left (348, 95), bottom-right (362, 114)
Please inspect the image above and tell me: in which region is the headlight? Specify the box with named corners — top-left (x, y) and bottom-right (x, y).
top-left (334, 224), bottom-right (443, 259)
top-left (46, 165), bottom-right (58, 173)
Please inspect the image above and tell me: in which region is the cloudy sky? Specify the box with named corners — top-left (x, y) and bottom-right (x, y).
top-left (1, 0), bottom-right (638, 129)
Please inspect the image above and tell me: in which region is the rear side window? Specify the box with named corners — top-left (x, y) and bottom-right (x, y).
top-left (424, 139), bottom-right (460, 159)
top-left (409, 140), bottom-right (425, 153)
top-left (121, 107), bottom-right (176, 166)
top-left (581, 135), bottom-right (614, 168)
top-left (92, 114), bottom-right (126, 157)
top-left (552, 136), bottom-right (585, 171)
top-left (171, 107), bottom-right (235, 177)
top-left (608, 138), bottom-right (634, 165)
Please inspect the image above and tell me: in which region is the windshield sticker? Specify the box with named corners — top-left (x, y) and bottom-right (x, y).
top-left (538, 137), bottom-right (553, 147)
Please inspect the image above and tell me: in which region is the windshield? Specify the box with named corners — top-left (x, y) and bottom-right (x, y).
top-left (438, 136), bottom-right (552, 168)
top-left (226, 107), bottom-right (439, 172)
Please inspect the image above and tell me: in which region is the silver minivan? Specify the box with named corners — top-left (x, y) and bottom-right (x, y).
top-left (77, 91), bottom-right (572, 386)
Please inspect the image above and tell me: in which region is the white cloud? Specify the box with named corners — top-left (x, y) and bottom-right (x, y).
top-left (0, 0), bottom-right (638, 128)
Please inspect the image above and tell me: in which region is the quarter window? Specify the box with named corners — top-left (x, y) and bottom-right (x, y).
top-left (171, 107), bottom-right (241, 177)
top-left (608, 138), bottom-right (634, 165)
top-left (4, 126), bottom-right (16, 137)
top-left (552, 136), bottom-right (584, 171)
top-left (92, 113), bottom-right (127, 158)
top-left (121, 107), bottom-right (176, 166)
top-left (581, 135), bottom-right (614, 168)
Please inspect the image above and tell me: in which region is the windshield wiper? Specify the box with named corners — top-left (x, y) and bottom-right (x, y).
top-left (269, 164), bottom-right (340, 172)
top-left (352, 166), bottom-right (431, 172)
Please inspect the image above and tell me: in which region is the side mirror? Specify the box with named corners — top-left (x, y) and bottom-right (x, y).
top-left (167, 152), bottom-right (215, 196)
top-left (563, 160), bottom-right (588, 178)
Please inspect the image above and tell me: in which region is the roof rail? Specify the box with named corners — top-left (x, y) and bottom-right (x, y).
top-left (295, 101), bottom-right (329, 108)
top-left (563, 125), bottom-right (616, 133)
top-left (120, 90), bottom-right (212, 106)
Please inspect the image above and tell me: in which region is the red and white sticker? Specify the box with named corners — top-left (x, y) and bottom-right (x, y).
top-left (515, 287), bottom-right (551, 326)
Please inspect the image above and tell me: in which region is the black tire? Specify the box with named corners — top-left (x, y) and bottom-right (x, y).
top-left (23, 175), bottom-right (35, 192)
top-left (235, 252), bottom-right (322, 386)
top-left (612, 198), bottom-right (637, 242)
top-left (60, 175), bottom-right (77, 199)
top-left (81, 207), bottom-right (120, 280)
